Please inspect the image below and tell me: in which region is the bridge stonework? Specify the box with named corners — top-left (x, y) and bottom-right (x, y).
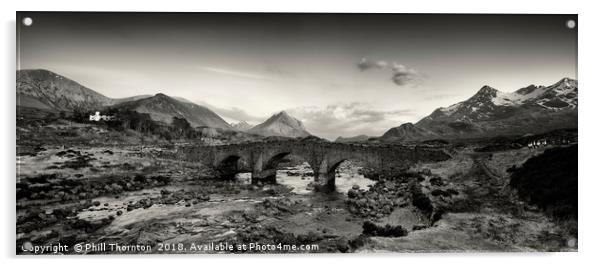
top-left (178, 140), bottom-right (450, 192)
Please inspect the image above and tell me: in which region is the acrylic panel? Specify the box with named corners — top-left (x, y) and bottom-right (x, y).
top-left (16, 12), bottom-right (578, 254)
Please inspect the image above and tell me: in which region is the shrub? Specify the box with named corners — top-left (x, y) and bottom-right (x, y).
top-left (362, 221), bottom-right (408, 237)
top-left (509, 145), bottom-right (577, 220)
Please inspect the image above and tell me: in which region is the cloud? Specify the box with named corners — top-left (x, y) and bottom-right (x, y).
top-left (198, 66), bottom-right (274, 81)
top-left (391, 62), bottom-right (422, 86)
top-left (287, 102), bottom-right (415, 140)
top-left (196, 100), bottom-right (265, 123)
top-left (194, 100), bottom-right (417, 139)
top-left (356, 58), bottom-right (424, 86)
top-left (263, 65), bottom-right (296, 77)
top-left (357, 57), bottom-right (389, 71)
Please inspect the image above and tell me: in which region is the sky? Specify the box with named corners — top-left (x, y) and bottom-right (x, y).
top-left (17, 12), bottom-right (577, 140)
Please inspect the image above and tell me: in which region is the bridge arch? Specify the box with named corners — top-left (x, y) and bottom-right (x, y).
top-left (264, 151), bottom-right (293, 170)
top-left (312, 155), bottom-right (372, 192)
top-left (214, 153), bottom-right (253, 180)
top-left (215, 155), bottom-right (243, 180)
top-left (328, 159), bottom-right (351, 174)
top-left (254, 150), bottom-right (318, 185)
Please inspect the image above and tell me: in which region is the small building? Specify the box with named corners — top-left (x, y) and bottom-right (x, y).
top-left (89, 111), bottom-right (114, 121)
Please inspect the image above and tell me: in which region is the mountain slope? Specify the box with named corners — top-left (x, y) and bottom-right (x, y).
top-left (114, 93), bottom-right (232, 129)
top-left (248, 111), bottom-right (311, 138)
top-left (17, 69), bottom-right (233, 130)
top-left (381, 123), bottom-right (437, 141)
top-left (113, 95), bottom-right (152, 104)
top-left (17, 69), bottom-right (113, 111)
top-left (413, 78), bottom-right (577, 139)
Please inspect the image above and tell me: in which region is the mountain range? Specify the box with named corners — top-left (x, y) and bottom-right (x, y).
top-left (17, 69), bottom-right (576, 141)
top-left (380, 78), bottom-right (578, 141)
top-left (17, 69), bottom-right (233, 129)
top-left (16, 69), bottom-right (315, 137)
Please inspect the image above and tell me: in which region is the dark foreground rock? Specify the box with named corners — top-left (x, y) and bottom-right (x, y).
top-left (345, 178), bottom-right (411, 218)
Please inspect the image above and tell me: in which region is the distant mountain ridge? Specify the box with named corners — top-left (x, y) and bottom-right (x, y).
top-left (381, 78), bottom-right (578, 141)
top-left (113, 95), bottom-right (153, 104)
top-left (231, 121), bottom-right (253, 131)
top-left (248, 111), bottom-right (311, 138)
top-left (335, 135), bottom-right (372, 143)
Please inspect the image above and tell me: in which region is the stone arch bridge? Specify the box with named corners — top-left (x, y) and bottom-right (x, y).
top-left (179, 139), bottom-right (450, 192)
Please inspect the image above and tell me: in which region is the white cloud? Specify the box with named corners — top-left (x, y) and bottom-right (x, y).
top-left (287, 102), bottom-right (415, 140)
top-left (357, 58), bottom-right (424, 86)
top-left (357, 57), bottom-right (389, 71)
top-left (391, 62), bottom-right (422, 86)
top-left (196, 100), bottom-right (265, 124)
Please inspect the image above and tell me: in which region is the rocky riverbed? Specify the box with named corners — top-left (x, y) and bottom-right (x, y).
top-left (16, 145), bottom-right (576, 254)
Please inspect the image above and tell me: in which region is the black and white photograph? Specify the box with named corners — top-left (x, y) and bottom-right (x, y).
top-left (14, 12), bottom-right (578, 254)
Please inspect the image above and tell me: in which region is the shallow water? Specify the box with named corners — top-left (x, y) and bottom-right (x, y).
top-left (277, 162), bottom-right (375, 195)
top-left (233, 162), bottom-right (375, 195)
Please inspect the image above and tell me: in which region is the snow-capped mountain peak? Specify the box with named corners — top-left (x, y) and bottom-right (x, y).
top-left (476, 85), bottom-right (499, 96)
top-left (411, 78), bottom-right (578, 139)
top-left (491, 78), bottom-right (577, 109)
